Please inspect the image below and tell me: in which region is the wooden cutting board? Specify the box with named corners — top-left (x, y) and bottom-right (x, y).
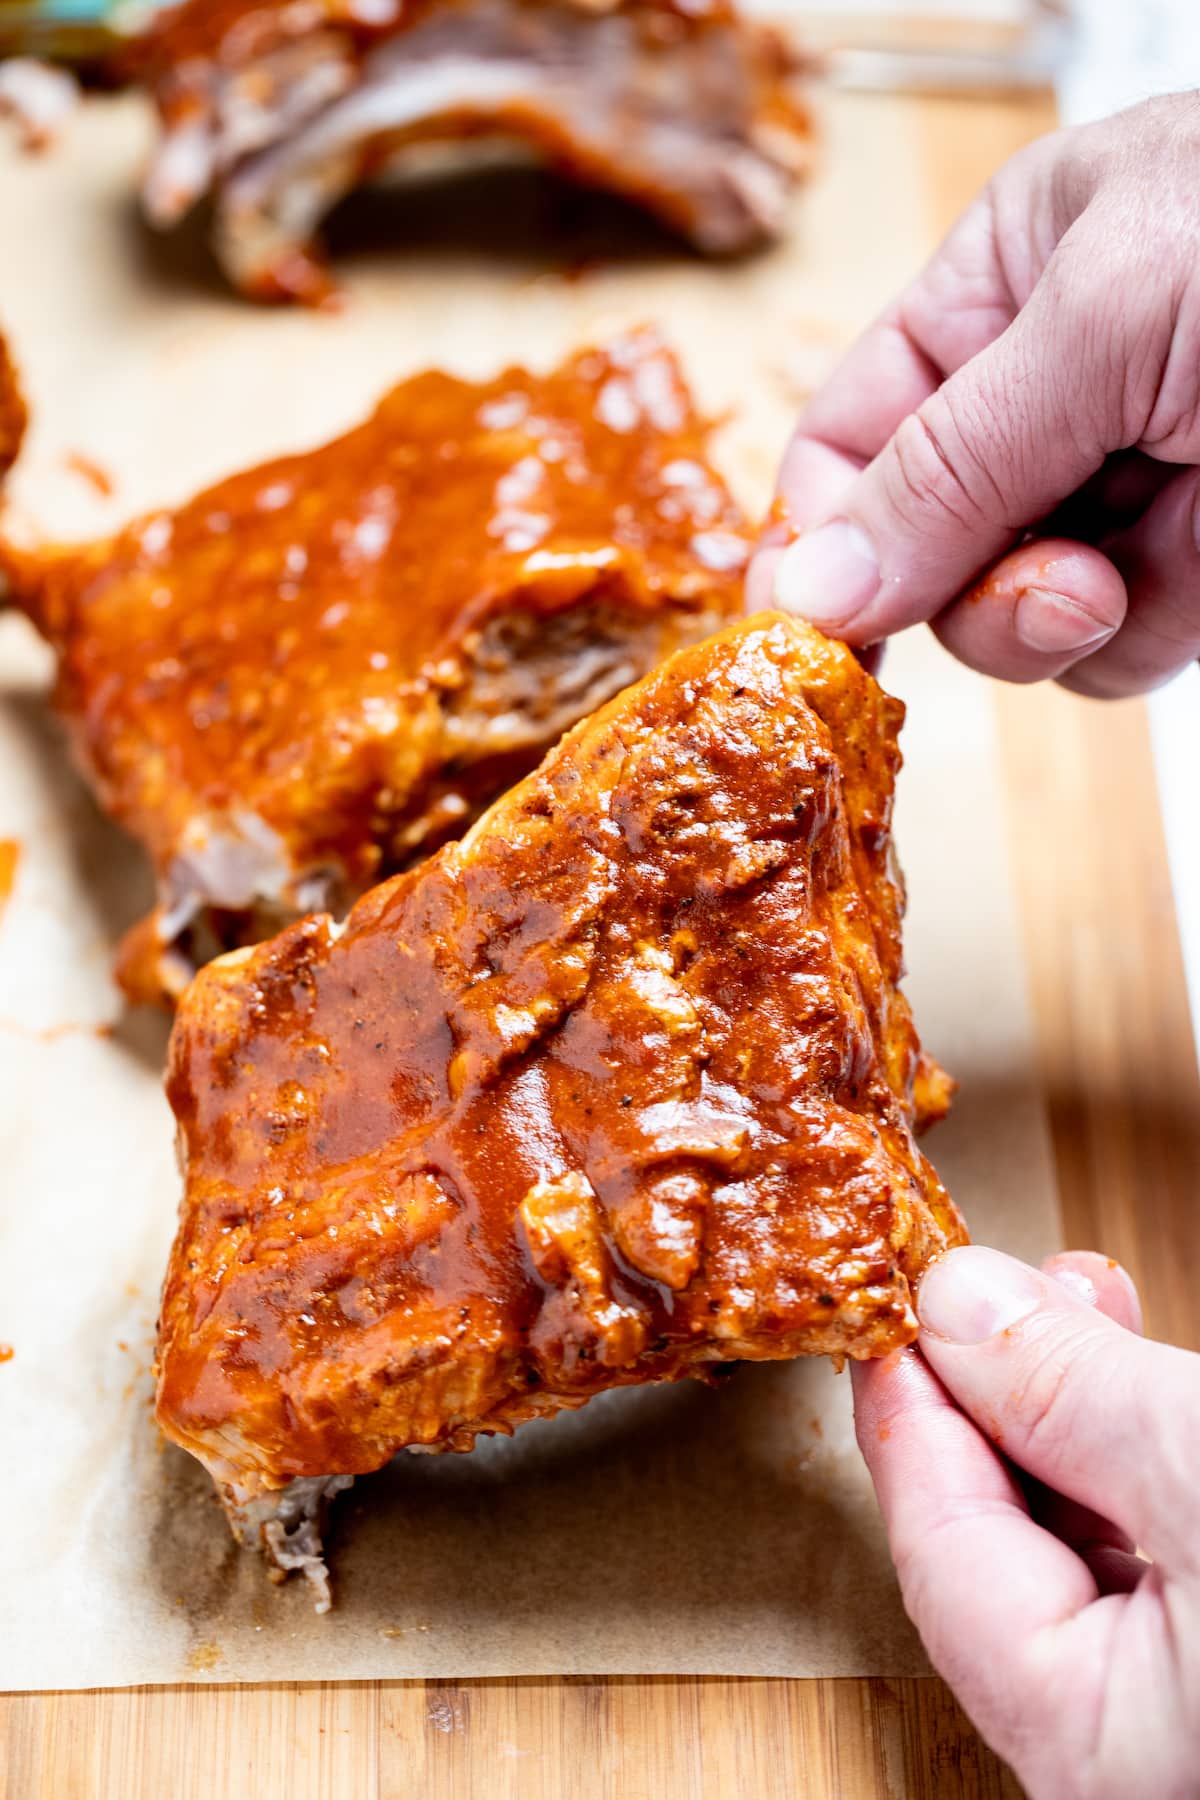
top-left (2, 79), bottom-right (1198, 1799)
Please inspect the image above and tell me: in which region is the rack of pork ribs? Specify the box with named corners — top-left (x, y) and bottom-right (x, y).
top-left (156, 613), bottom-right (962, 1608)
top-left (136, 0), bottom-right (813, 301)
top-left (2, 330), bottom-right (748, 1003)
top-left (1, 322), bottom-right (960, 1611)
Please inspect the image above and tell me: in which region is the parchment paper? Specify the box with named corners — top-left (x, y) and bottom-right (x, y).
top-left (0, 90), bottom-right (1060, 1689)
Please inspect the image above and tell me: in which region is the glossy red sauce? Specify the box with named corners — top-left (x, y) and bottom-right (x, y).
top-left (157, 615), bottom-right (962, 1495)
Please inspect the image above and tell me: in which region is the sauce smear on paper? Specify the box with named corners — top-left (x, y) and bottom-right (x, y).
top-left (64, 451), bottom-right (115, 498)
top-left (0, 839), bottom-right (20, 921)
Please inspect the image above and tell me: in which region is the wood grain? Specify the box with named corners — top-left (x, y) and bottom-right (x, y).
top-left (2, 1677), bottom-right (1023, 1799)
top-left (5, 82), bottom-right (1196, 1800)
top-left (996, 683), bottom-right (1200, 1353)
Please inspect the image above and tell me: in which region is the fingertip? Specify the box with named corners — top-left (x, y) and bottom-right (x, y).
top-left (1013, 586), bottom-right (1123, 657)
top-left (748, 543), bottom-right (887, 671)
top-left (850, 1343), bottom-right (900, 1425)
top-left (745, 543), bottom-right (782, 613)
top-left (916, 1244), bottom-right (1043, 1344)
top-left (934, 539), bottom-right (1127, 682)
top-left (850, 1342), bottom-right (921, 1410)
top-left (1042, 1250), bottom-right (1144, 1335)
top-left (851, 1342), bottom-right (958, 1472)
top-left (911, 1245), bottom-right (1190, 1567)
top-left (754, 435), bottom-right (869, 626)
top-left (1079, 1544), bottom-right (1148, 1596)
top-left (772, 519), bottom-right (882, 637)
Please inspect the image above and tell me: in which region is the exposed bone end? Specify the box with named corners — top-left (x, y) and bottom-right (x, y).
top-left (115, 812), bottom-right (338, 1006)
top-left (142, 118), bottom-right (218, 227)
top-left (226, 1474), bottom-right (357, 1614)
top-left (115, 587), bottom-right (730, 1005)
top-left (0, 58), bottom-right (79, 153)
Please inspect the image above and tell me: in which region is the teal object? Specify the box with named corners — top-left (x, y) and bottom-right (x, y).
top-left (23, 0), bottom-right (118, 18)
top-left (0, 0), bottom-right (165, 60)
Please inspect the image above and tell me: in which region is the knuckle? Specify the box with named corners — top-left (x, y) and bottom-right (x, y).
top-left (1045, 184), bottom-right (1199, 453)
top-left (885, 404), bottom-right (985, 533)
top-left (1138, 295), bottom-right (1200, 455)
top-left (1012, 1348), bottom-right (1076, 1462)
top-left (1030, 244), bottom-right (1129, 452)
top-left (1007, 1318), bottom-right (1109, 1477)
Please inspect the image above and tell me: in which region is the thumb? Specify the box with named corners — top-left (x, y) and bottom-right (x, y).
top-left (772, 302), bottom-right (1108, 646)
top-left (916, 1245), bottom-right (1200, 1576)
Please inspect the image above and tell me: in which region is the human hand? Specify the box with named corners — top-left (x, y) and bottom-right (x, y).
top-left (750, 94), bottom-right (1200, 694)
top-left (852, 1245), bottom-right (1200, 1798)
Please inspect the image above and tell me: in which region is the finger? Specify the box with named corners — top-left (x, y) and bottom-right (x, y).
top-left (1060, 465), bottom-right (1200, 697)
top-left (796, 306), bottom-right (942, 469)
top-left (745, 439), bottom-right (864, 609)
top-left (916, 1245), bottom-right (1200, 1572)
top-left (745, 543), bottom-right (782, 614)
top-left (773, 270), bottom-right (1120, 645)
top-left (1041, 1250), bottom-right (1143, 1335)
top-left (931, 537), bottom-right (1127, 682)
top-left (852, 1349), bottom-right (1097, 1740)
top-left (1020, 1472), bottom-right (1146, 1596)
top-left (746, 543), bottom-right (887, 679)
top-left (1061, 1542), bottom-right (1146, 1593)
top-left (789, 191), bottom-right (1014, 475)
top-left (1034, 1251), bottom-right (1146, 1589)
top-left (766, 194), bottom-right (1012, 573)
top-left (1041, 449), bottom-right (1178, 544)
top-left (772, 436), bottom-right (864, 539)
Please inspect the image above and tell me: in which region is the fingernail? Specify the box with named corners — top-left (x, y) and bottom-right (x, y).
top-left (1043, 1251), bottom-right (1144, 1334)
top-left (917, 1246), bottom-right (1043, 1344)
top-left (1043, 1261), bottom-right (1099, 1309)
top-left (1014, 589), bottom-right (1116, 655)
top-left (773, 521), bottom-right (881, 627)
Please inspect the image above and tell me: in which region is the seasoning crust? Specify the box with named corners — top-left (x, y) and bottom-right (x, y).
top-left (157, 613), bottom-right (964, 1512)
top-left (3, 331), bottom-right (745, 1000)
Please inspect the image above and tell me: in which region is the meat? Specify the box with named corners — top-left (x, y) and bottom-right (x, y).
top-left (139, 0), bottom-right (812, 302)
top-left (0, 329), bottom-right (26, 480)
top-left (2, 330), bottom-right (746, 1003)
top-left (155, 611), bottom-right (964, 1606)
